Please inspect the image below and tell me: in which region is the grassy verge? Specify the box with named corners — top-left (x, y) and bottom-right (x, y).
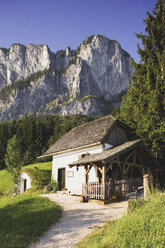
top-left (22, 161), bottom-right (52, 191)
top-left (0, 169), bottom-right (12, 195)
top-left (0, 162), bottom-right (61, 248)
top-left (0, 162), bottom-right (52, 195)
top-left (0, 194), bottom-right (61, 248)
top-left (77, 191), bottom-right (165, 248)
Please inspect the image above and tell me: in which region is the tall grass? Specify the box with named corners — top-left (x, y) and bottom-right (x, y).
top-left (78, 191), bottom-right (165, 248)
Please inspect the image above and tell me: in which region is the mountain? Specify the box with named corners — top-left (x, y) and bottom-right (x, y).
top-left (0, 35), bottom-right (133, 120)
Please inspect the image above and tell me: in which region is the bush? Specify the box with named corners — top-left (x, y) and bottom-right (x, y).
top-left (46, 178), bottom-right (59, 193)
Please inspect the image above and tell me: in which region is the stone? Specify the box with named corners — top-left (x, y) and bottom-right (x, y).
top-left (0, 35), bottom-right (133, 120)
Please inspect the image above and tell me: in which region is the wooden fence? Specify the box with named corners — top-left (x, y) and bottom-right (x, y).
top-left (82, 177), bottom-right (143, 200)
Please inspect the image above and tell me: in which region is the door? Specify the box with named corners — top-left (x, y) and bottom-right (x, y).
top-left (58, 168), bottom-right (65, 190)
top-left (24, 179), bottom-right (27, 192)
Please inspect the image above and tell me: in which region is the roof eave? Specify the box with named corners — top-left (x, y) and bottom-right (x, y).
top-left (37, 141), bottom-right (102, 159)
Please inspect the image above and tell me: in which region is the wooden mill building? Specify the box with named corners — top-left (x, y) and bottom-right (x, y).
top-left (40, 115), bottom-right (159, 202)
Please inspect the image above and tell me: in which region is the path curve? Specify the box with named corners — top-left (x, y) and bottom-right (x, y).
top-left (30, 193), bottom-right (128, 248)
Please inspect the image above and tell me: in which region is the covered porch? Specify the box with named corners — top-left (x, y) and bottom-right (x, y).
top-left (69, 140), bottom-right (159, 202)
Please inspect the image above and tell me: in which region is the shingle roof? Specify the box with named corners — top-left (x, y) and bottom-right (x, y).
top-left (69, 139), bottom-right (159, 169)
top-left (69, 140), bottom-right (141, 166)
top-left (43, 115), bottom-right (117, 156)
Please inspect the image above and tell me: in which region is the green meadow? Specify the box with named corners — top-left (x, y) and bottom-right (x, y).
top-left (0, 162), bottom-right (61, 248)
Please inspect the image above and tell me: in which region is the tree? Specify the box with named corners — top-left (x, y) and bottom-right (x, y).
top-left (120, 0), bottom-right (165, 160)
top-left (5, 135), bottom-right (22, 184)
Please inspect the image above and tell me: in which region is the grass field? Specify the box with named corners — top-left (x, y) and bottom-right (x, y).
top-left (0, 194), bottom-right (61, 248)
top-left (0, 162), bottom-right (61, 248)
top-left (0, 169), bottom-right (12, 194)
top-left (78, 191), bottom-right (165, 248)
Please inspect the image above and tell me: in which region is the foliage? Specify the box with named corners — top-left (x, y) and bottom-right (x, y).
top-left (22, 162), bottom-right (52, 190)
top-left (78, 191), bottom-right (165, 248)
top-left (0, 162), bottom-right (52, 195)
top-left (61, 95), bottom-right (101, 106)
top-left (128, 198), bottom-right (144, 213)
top-left (56, 49), bottom-right (66, 57)
top-left (0, 194), bottom-right (62, 248)
top-left (119, 0), bottom-right (165, 160)
top-left (46, 178), bottom-right (59, 193)
top-left (0, 114), bottom-right (97, 169)
top-left (5, 135), bottom-right (22, 185)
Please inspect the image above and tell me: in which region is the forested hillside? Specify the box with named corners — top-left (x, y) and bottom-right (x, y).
top-left (0, 114), bottom-right (96, 170)
top-left (115, 0), bottom-right (165, 163)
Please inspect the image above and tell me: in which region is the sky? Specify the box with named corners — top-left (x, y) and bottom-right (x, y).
top-left (0, 0), bottom-right (156, 62)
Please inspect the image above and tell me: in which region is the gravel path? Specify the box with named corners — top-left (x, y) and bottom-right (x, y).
top-left (30, 193), bottom-right (128, 248)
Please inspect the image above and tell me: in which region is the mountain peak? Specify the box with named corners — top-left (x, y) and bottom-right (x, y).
top-left (0, 35), bottom-right (133, 120)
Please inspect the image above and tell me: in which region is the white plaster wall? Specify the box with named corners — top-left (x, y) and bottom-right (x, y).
top-left (104, 143), bottom-right (113, 150)
top-left (52, 144), bottom-right (103, 195)
top-left (20, 172), bottom-right (32, 194)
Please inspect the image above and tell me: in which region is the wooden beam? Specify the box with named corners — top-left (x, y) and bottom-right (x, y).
top-left (123, 163), bottom-right (126, 179)
top-left (86, 165), bottom-right (93, 175)
top-left (114, 160), bottom-right (124, 177)
top-left (125, 151), bottom-right (134, 162)
top-left (113, 160), bottom-right (148, 169)
top-left (102, 165), bottom-right (106, 183)
top-left (102, 165), bottom-right (106, 200)
top-left (125, 165), bottom-right (131, 175)
top-left (84, 166), bottom-right (88, 184)
top-left (139, 167), bottom-right (144, 175)
top-left (125, 161), bottom-right (148, 169)
top-left (134, 150), bottom-right (145, 166)
top-left (97, 167), bottom-right (100, 184)
top-left (133, 150), bottom-right (136, 165)
top-left (106, 163), bottom-right (112, 174)
top-left (98, 167), bottom-right (103, 174)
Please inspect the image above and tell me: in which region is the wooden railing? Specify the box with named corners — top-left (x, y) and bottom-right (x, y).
top-left (82, 182), bottom-right (105, 200)
top-left (82, 177), bottom-right (143, 200)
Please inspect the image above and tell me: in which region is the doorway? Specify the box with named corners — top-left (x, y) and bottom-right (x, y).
top-left (58, 168), bottom-right (66, 190)
top-left (24, 179), bottom-right (27, 191)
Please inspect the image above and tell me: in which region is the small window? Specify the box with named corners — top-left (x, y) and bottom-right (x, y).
top-left (78, 153), bottom-right (90, 159)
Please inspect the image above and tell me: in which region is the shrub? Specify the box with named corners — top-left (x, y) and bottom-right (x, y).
top-left (46, 178), bottom-right (59, 193)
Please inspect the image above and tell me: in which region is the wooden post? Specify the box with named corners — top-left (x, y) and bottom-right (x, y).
top-left (97, 167), bottom-right (100, 184)
top-left (82, 166), bottom-right (88, 202)
top-left (102, 164), bottom-right (106, 200)
top-left (143, 174), bottom-right (149, 199)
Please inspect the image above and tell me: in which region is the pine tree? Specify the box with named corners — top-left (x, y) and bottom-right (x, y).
top-left (5, 135), bottom-right (22, 184)
top-left (120, 0), bottom-right (165, 159)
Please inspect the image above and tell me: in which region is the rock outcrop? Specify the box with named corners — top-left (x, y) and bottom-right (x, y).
top-left (0, 35), bottom-right (133, 120)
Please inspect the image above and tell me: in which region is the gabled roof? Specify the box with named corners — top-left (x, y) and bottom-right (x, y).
top-left (42, 115), bottom-right (128, 157)
top-left (69, 139), bottom-right (159, 169)
top-left (69, 140), bottom-right (141, 166)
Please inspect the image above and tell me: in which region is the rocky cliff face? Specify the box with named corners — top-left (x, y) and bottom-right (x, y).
top-left (0, 35), bottom-right (133, 120)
